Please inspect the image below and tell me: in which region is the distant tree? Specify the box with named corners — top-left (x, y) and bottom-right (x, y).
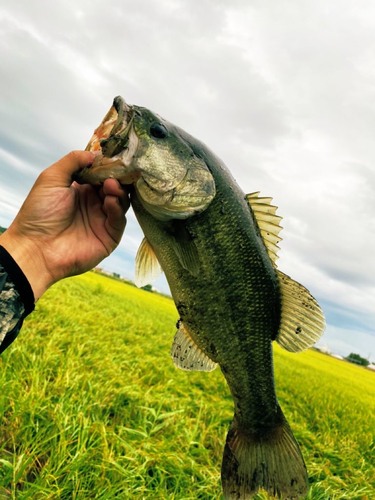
top-left (345, 352), bottom-right (369, 367)
top-left (141, 284), bottom-right (153, 292)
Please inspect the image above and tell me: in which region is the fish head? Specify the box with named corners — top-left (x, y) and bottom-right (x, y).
top-left (74, 96), bottom-right (216, 220)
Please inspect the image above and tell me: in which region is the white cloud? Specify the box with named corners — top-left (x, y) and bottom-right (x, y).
top-left (0, 146), bottom-right (39, 175)
top-left (0, 0), bottom-right (374, 350)
top-left (317, 325), bottom-right (375, 361)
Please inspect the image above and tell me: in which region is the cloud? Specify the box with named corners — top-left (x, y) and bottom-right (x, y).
top-left (0, 0), bottom-right (374, 355)
top-left (317, 325), bottom-right (375, 361)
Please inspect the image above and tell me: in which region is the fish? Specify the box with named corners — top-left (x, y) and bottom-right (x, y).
top-left (73, 96), bottom-right (325, 499)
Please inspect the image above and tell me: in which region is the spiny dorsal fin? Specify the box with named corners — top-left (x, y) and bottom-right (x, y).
top-left (135, 237), bottom-right (163, 288)
top-left (246, 192), bottom-right (283, 266)
top-left (276, 270), bottom-right (325, 352)
top-left (171, 322), bottom-right (217, 372)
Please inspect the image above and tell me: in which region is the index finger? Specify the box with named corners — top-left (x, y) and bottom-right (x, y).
top-left (40, 151), bottom-right (97, 188)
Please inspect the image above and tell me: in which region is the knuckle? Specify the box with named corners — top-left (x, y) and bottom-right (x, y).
top-left (36, 169), bottom-right (48, 183)
top-left (37, 169), bottom-right (46, 180)
top-left (67, 150), bottom-right (80, 161)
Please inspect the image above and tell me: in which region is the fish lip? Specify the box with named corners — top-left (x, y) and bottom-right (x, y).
top-left (85, 96), bottom-right (131, 156)
top-left (73, 96), bottom-right (140, 186)
top-left (110, 96), bottom-right (132, 139)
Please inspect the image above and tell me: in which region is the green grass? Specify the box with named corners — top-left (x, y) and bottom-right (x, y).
top-left (0, 272), bottom-right (373, 499)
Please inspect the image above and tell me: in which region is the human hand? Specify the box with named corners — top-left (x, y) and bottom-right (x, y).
top-left (0, 151), bottom-right (130, 301)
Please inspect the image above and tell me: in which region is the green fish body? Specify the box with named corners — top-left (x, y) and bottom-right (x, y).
top-left (74, 96), bottom-right (325, 499)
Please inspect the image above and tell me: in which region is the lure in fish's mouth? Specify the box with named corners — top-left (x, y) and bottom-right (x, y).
top-left (73, 96), bottom-right (140, 185)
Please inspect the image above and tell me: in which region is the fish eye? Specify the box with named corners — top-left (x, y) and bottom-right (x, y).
top-left (150, 123), bottom-right (168, 139)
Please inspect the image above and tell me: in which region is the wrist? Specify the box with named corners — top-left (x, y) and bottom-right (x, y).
top-left (0, 229), bottom-right (54, 302)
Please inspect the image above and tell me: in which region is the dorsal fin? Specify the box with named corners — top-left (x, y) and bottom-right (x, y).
top-left (135, 237), bottom-right (163, 287)
top-left (246, 192), bottom-right (283, 266)
top-left (276, 270), bottom-right (325, 352)
top-left (171, 322), bottom-right (217, 372)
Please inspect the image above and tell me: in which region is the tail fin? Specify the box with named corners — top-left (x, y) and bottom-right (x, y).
top-left (221, 413), bottom-right (308, 500)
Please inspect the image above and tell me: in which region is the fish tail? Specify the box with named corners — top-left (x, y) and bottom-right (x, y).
top-left (221, 411), bottom-right (309, 500)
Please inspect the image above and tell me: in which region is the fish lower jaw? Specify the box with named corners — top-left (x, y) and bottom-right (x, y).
top-left (74, 97), bottom-right (140, 186)
top-left (85, 109), bottom-right (118, 153)
top-left (74, 146), bottom-right (141, 186)
top-left (86, 96), bottom-right (130, 153)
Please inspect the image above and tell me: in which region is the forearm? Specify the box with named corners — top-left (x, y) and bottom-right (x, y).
top-left (0, 151), bottom-right (128, 354)
top-left (0, 230), bottom-right (53, 301)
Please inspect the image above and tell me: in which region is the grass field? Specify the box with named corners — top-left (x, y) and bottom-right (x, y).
top-left (0, 271), bottom-right (373, 499)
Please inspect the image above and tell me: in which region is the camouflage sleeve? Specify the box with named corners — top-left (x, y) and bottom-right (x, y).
top-left (0, 246), bottom-right (35, 354)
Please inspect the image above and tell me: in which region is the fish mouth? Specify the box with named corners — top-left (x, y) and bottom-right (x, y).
top-left (74, 96), bottom-right (140, 185)
top-left (86, 96), bottom-right (131, 155)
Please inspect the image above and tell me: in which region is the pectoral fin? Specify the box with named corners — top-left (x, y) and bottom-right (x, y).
top-left (170, 221), bottom-right (200, 276)
top-left (171, 322), bottom-right (217, 372)
top-left (276, 270), bottom-right (325, 352)
top-left (135, 237), bottom-right (163, 287)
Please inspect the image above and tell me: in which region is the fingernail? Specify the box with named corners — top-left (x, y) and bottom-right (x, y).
top-left (87, 150), bottom-right (100, 165)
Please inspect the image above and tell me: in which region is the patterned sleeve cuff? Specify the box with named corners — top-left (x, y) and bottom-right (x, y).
top-left (0, 245), bottom-right (35, 353)
top-left (0, 246), bottom-right (35, 316)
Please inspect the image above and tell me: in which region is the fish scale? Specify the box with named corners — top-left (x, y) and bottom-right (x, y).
top-left (74, 96), bottom-right (325, 500)
top-left (132, 160), bottom-right (284, 439)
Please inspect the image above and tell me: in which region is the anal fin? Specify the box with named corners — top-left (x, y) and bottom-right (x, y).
top-left (171, 322), bottom-right (217, 372)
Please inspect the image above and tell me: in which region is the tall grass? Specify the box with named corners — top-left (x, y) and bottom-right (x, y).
top-left (0, 272), bottom-right (373, 499)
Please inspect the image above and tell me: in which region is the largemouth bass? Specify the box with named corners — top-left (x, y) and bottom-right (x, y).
top-left (74, 96), bottom-right (325, 499)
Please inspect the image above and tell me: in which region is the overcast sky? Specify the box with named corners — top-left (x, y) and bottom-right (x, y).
top-left (1, 0), bottom-right (374, 360)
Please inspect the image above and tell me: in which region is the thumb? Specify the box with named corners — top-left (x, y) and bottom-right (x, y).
top-left (40, 151), bottom-right (97, 188)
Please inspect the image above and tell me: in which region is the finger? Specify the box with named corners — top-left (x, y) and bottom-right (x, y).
top-left (103, 195), bottom-right (127, 245)
top-left (103, 178), bottom-right (130, 212)
top-left (40, 151), bottom-right (97, 188)
top-left (98, 185), bottom-right (105, 202)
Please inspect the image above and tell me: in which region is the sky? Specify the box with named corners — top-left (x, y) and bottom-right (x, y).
top-left (0, 0), bottom-right (374, 360)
